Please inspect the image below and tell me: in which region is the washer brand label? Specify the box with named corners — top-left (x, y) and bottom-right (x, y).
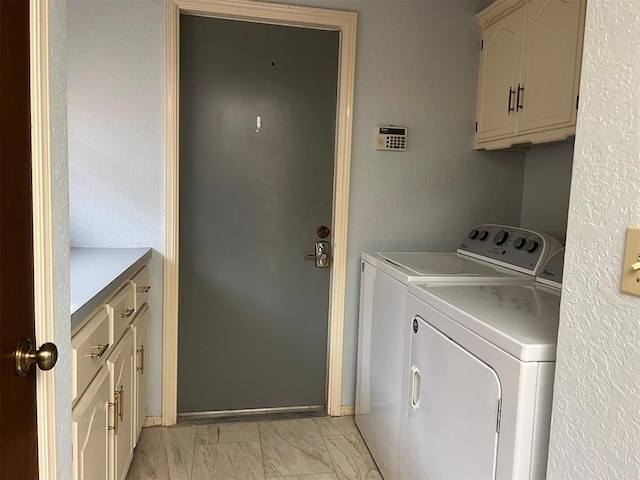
top-left (542, 269), bottom-right (555, 277)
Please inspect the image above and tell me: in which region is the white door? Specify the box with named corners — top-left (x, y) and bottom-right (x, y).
top-left (407, 315), bottom-right (501, 479)
top-left (476, 7), bottom-right (524, 141)
top-left (108, 331), bottom-right (134, 480)
top-left (132, 307), bottom-right (149, 441)
top-left (72, 368), bottom-right (110, 480)
top-left (517, 0), bottom-right (582, 134)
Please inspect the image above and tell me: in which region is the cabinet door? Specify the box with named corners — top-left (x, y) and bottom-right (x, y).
top-left (72, 368), bottom-right (110, 480)
top-left (476, 6), bottom-right (524, 142)
top-left (517, 0), bottom-right (583, 134)
top-left (132, 306), bottom-right (150, 443)
top-left (108, 330), bottom-right (135, 480)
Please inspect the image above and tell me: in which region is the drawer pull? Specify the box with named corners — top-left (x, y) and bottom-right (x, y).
top-left (137, 345), bottom-right (145, 375)
top-left (108, 392), bottom-right (119, 434)
top-left (516, 83), bottom-right (525, 111)
top-left (137, 286), bottom-right (151, 293)
top-left (121, 308), bottom-right (135, 319)
top-left (86, 343), bottom-right (109, 359)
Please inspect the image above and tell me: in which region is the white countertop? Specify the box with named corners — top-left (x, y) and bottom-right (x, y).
top-left (71, 247), bottom-right (152, 332)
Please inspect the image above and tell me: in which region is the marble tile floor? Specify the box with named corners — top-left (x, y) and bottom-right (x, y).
top-left (126, 416), bottom-right (383, 480)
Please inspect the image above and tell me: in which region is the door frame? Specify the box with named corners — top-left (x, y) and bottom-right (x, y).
top-left (30, 0), bottom-right (58, 476)
top-left (162, 0), bottom-right (357, 424)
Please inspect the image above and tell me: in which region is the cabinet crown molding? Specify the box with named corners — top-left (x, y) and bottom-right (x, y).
top-left (477, 0), bottom-right (529, 28)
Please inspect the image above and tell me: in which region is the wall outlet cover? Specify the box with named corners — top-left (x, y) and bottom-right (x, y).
top-left (620, 226), bottom-right (640, 296)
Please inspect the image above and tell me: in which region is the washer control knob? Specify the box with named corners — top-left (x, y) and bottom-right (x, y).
top-left (525, 240), bottom-right (539, 253)
top-left (468, 229), bottom-right (480, 240)
top-left (478, 230), bottom-right (489, 241)
top-left (493, 230), bottom-right (509, 246)
top-left (514, 237), bottom-right (526, 249)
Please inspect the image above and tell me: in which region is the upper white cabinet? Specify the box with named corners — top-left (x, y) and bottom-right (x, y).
top-left (475, 0), bottom-right (585, 150)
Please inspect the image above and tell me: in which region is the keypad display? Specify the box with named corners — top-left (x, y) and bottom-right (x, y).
top-left (375, 125), bottom-right (407, 151)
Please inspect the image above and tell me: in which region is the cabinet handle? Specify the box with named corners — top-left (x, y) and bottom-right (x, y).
top-left (85, 343), bottom-right (109, 360)
top-left (137, 345), bottom-right (145, 375)
top-left (121, 308), bottom-right (135, 319)
top-left (108, 391), bottom-right (119, 434)
top-left (86, 343), bottom-right (109, 359)
top-left (137, 286), bottom-right (151, 293)
top-left (516, 83), bottom-right (524, 111)
top-left (507, 86), bottom-right (515, 114)
top-left (118, 385), bottom-right (124, 421)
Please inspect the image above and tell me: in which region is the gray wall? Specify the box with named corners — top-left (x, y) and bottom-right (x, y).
top-left (520, 143), bottom-right (574, 243)
top-left (67, 0), bottom-right (164, 415)
top-left (292, 0), bottom-right (525, 405)
top-left (66, 0), bottom-right (525, 412)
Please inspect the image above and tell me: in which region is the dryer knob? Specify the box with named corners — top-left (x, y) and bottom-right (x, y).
top-left (525, 240), bottom-right (539, 253)
top-left (468, 229), bottom-right (480, 240)
top-left (478, 230), bottom-right (489, 241)
top-left (514, 237), bottom-right (526, 249)
top-left (493, 230), bottom-right (509, 246)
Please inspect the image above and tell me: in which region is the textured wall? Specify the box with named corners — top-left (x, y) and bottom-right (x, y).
top-left (66, 0), bottom-right (164, 415)
top-left (49, 0), bottom-right (72, 477)
top-left (547, 1), bottom-right (640, 477)
top-left (67, 0), bottom-right (525, 411)
top-left (520, 143), bottom-right (574, 243)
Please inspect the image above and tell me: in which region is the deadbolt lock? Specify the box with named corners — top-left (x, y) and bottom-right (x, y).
top-left (304, 241), bottom-right (330, 268)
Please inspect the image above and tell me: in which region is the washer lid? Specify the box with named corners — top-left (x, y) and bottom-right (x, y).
top-left (408, 283), bottom-right (560, 362)
top-left (363, 252), bottom-right (531, 285)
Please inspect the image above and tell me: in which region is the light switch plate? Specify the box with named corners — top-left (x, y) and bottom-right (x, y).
top-left (621, 226), bottom-right (640, 296)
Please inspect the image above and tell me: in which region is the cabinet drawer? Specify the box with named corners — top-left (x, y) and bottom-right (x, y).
top-left (131, 266), bottom-right (150, 311)
top-left (109, 284), bottom-right (135, 344)
top-left (72, 308), bottom-right (110, 405)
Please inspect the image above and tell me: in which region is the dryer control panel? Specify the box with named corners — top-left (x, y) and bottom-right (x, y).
top-left (457, 224), bottom-right (562, 276)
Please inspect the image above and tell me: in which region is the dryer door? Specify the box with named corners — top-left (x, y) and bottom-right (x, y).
top-left (407, 315), bottom-right (501, 479)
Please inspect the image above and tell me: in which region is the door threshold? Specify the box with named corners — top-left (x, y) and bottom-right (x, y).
top-left (177, 405), bottom-right (326, 424)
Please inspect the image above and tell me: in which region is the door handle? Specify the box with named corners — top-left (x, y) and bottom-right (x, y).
top-left (411, 365), bottom-right (421, 409)
top-left (305, 241), bottom-right (330, 268)
top-left (14, 338), bottom-right (58, 376)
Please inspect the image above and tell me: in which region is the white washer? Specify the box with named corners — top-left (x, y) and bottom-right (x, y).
top-left (355, 225), bottom-right (561, 479)
top-left (403, 249), bottom-right (565, 480)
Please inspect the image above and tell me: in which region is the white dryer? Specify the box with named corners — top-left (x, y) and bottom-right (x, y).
top-left (355, 225), bottom-right (561, 479)
top-left (403, 249), bottom-right (565, 480)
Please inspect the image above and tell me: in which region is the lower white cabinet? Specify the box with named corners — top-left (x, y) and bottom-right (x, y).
top-left (72, 368), bottom-right (110, 480)
top-left (108, 330), bottom-right (135, 480)
top-left (72, 264), bottom-right (150, 480)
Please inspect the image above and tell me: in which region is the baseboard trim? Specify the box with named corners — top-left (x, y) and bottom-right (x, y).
top-left (340, 405), bottom-right (355, 416)
top-left (143, 416), bottom-right (163, 427)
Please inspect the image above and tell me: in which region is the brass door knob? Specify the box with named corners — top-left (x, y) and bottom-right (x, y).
top-left (14, 338), bottom-right (58, 377)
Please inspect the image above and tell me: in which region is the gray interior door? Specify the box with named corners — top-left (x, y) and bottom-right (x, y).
top-left (178, 15), bottom-right (339, 413)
